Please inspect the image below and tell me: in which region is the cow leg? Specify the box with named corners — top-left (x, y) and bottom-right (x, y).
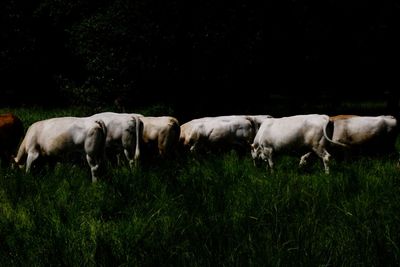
top-left (189, 144), bottom-right (198, 153)
top-left (313, 147), bottom-right (331, 174)
top-left (85, 126), bottom-right (107, 182)
top-left (86, 154), bottom-right (100, 183)
top-left (116, 153), bottom-right (124, 166)
top-left (256, 146), bottom-right (274, 173)
top-left (251, 144), bottom-right (261, 167)
top-left (85, 138), bottom-right (104, 183)
top-left (123, 149), bottom-right (136, 170)
top-left (190, 137), bottom-right (207, 154)
top-left (158, 137), bottom-right (167, 157)
top-left (267, 157), bottom-right (274, 173)
top-left (26, 150), bottom-right (40, 173)
top-left (264, 147), bottom-right (274, 173)
top-left (299, 152), bottom-right (313, 167)
top-left (253, 157), bottom-right (263, 167)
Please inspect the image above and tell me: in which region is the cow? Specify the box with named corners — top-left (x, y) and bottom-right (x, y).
top-left (138, 116), bottom-right (180, 158)
top-left (326, 115), bottom-right (398, 157)
top-left (89, 112), bottom-right (143, 169)
top-left (13, 117), bottom-right (107, 182)
top-left (179, 115), bottom-right (272, 154)
top-left (0, 113), bottom-right (24, 167)
top-left (251, 114), bottom-right (339, 174)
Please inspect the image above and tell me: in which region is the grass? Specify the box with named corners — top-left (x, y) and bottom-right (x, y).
top-left (1, 107), bottom-right (400, 266)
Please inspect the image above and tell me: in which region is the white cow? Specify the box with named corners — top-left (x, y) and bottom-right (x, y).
top-left (13, 117), bottom-right (107, 182)
top-left (139, 116), bottom-right (180, 158)
top-left (180, 115), bottom-right (271, 154)
top-left (327, 115), bottom-right (398, 156)
top-left (89, 112), bottom-right (143, 169)
top-left (251, 114), bottom-right (338, 174)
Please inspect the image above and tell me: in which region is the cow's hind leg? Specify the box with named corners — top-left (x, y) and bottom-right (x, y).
top-left (86, 154), bottom-right (100, 183)
top-left (158, 136), bottom-right (168, 157)
top-left (313, 147), bottom-right (331, 174)
top-left (123, 149), bottom-right (136, 170)
top-left (85, 140), bottom-right (105, 182)
top-left (26, 150), bottom-right (40, 173)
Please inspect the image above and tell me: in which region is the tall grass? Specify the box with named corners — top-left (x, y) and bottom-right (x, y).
top-left (1, 153), bottom-right (399, 266)
top-left (1, 107), bottom-right (400, 266)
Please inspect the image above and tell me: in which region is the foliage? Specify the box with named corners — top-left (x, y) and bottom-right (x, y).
top-left (1, 0), bottom-right (400, 117)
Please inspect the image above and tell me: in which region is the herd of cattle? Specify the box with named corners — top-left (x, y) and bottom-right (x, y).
top-left (0, 112), bottom-right (398, 182)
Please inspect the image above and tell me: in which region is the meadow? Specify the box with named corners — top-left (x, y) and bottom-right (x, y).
top-left (1, 106), bottom-right (400, 266)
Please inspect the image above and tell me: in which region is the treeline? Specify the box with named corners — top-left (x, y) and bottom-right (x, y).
top-left (1, 0), bottom-right (400, 118)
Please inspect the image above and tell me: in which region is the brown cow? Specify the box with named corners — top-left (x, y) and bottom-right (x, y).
top-left (139, 116), bottom-right (180, 158)
top-left (0, 113), bottom-right (24, 166)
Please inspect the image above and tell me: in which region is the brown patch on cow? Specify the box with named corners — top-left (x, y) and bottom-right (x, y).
top-left (329, 115), bottom-right (359, 121)
top-left (47, 132), bottom-right (74, 156)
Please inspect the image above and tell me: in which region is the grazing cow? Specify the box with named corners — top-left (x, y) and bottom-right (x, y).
top-left (89, 112), bottom-right (143, 169)
top-left (0, 113), bottom-right (24, 166)
top-left (13, 117), bottom-right (107, 182)
top-left (139, 116), bottom-right (180, 158)
top-left (327, 115), bottom-right (398, 156)
top-left (180, 115), bottom-right (271, 154)
top-left (251, 114), bottom-right (336, 174)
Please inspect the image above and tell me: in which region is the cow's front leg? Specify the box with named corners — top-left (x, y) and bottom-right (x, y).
top-left (299, 152), bottom-right (313, 167)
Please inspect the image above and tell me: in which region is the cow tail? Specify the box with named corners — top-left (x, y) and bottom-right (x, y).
top-left (95, 119), bottom-right (107, 140)
top-left (169, 118), bottom-right (181, 147)
top-left (323, 118), bottom-right (348, 147)
top-left (94, 120), bottom-right (107, 162)
top-left (164, 118), bottom-right (180, 156)
top-left (134, 116), bottom-right (141, 166)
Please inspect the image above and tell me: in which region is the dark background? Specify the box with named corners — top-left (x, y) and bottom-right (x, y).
top-left (1, 0), bottom-right (399, 120)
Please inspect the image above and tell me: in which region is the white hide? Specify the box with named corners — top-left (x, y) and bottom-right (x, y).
top-left (89, 112), bottom-right (143, 169)
top-left (251, 114), bottom-right (332, 174)
top-left (14, 117), bottom-right (107, 182)
top-left (180, 115), bottom-right (271, 153)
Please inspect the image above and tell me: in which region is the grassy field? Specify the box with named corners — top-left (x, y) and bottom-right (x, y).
top-left (1, 107), bottom-right (400, 266)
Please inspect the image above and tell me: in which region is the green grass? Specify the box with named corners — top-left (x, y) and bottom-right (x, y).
top-left (1, 107), bottom-right (400, 266)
